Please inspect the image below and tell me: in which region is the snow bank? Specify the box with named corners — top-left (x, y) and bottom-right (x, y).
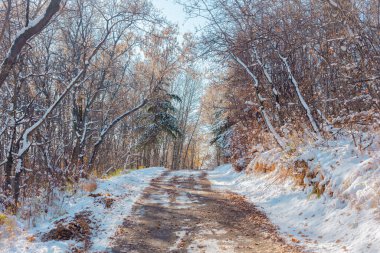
top-left (0, 167), bottom-right (165, 253)
top-left (208, 163), bottom-right (380, 253)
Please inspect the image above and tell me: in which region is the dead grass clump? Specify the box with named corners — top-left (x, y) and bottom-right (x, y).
top-left (0, 213), bottom-right (7, 226)
top-left (226, 193), bottom-right (251, 211)
top-left (42, 223), bottom-right (74, 241)
top-left (310, 184), bottom-right (326, 198)
top-left (26, 235), bottom-right (36, 242)
top-left (251, 158), bottom-right (328, 197)
top-left (42, 211), bottom-right (92, 249)
top-left (233, 162), bottom-right (246, 172)
top-left (292, 160), bottom-right (309, 187)
top-left (88, 193), bottom-right (102, 198)
top-left (275, 167), bottom-right (293, 183)
top-left (80, 179), bottom-right (97, 193)
top-left (370, 185), bottom-right (380, 209)
top-left (291, 237), bottom-right (300, 243)
top-left (0, 214), bottom-right (18, 238)
top-left (254, 162), bottom-right (276, 173)
top-left (103, 197), bottom-right (115, 208)
top-left (291, 161), bottom-right (327, 197)
top-left (89, 192), bottom-right (115, 208)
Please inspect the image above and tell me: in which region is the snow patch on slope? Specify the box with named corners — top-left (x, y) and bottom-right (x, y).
top-left (208, 164), bottom-right (380, 253)
top-left (0, 167), bottom-right (165, 253)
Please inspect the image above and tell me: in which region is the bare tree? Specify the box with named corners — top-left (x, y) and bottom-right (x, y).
top-left (0, 0), bottom-right (61, 88)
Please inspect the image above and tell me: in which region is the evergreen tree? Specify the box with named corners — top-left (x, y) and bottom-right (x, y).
top-left (137, 86), bottom-right (182, 147)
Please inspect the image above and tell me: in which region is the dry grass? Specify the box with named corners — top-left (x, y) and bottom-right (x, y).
top-left (0, 213), bottom-right (18, 238)
top-left (80, 179), bottom-right (97, 193)
top-left (370, 183), bottom-right (380, 209)
top-left (275, 167), bottom-right (294, 183)
top-left (102, 167), bottom-right (124, 179)
top-left (26, 235), bottom-right (36, 242)
top-left (250, 158), bottom-right (328, 198)
top-left (253, 162), bottom-right (276, 173)
top-left (292, 160), bottom-right (309, 187)
top-left (0, 213), bottom-right (7, 226)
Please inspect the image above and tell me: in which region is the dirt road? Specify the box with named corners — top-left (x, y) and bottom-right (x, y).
top-left (110, 170), bottom-right (303, 253)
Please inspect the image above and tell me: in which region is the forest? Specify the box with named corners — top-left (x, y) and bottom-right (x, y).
top-left (0, 0), bottom-right (208, 213)
top-left (0, 0), bottom-right (379, 252)
top-left (197, 0), bottom-right (379, 168)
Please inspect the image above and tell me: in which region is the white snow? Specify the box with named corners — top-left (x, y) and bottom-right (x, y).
top-left (0, 167), bottom-right (165, 253)
top-left (208, 160), bottom-right (380, 253)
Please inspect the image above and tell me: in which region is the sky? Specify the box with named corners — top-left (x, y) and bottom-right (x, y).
top-left (152, 0), bottom-right (205, 36)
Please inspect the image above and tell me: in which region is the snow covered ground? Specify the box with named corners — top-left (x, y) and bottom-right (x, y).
top-left (208, 164), bottom-right (380, 253)
top-left (0, 167), bottom-right (165, 253)
top-left (2, 148), bottom-right (378, 253)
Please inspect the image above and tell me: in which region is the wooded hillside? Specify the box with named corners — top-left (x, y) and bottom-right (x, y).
top-left (194, 0), bottom-right (379, 169)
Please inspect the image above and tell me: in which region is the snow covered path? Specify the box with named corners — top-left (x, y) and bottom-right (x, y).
top-left (110, 170), bottom-right (301, 253)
